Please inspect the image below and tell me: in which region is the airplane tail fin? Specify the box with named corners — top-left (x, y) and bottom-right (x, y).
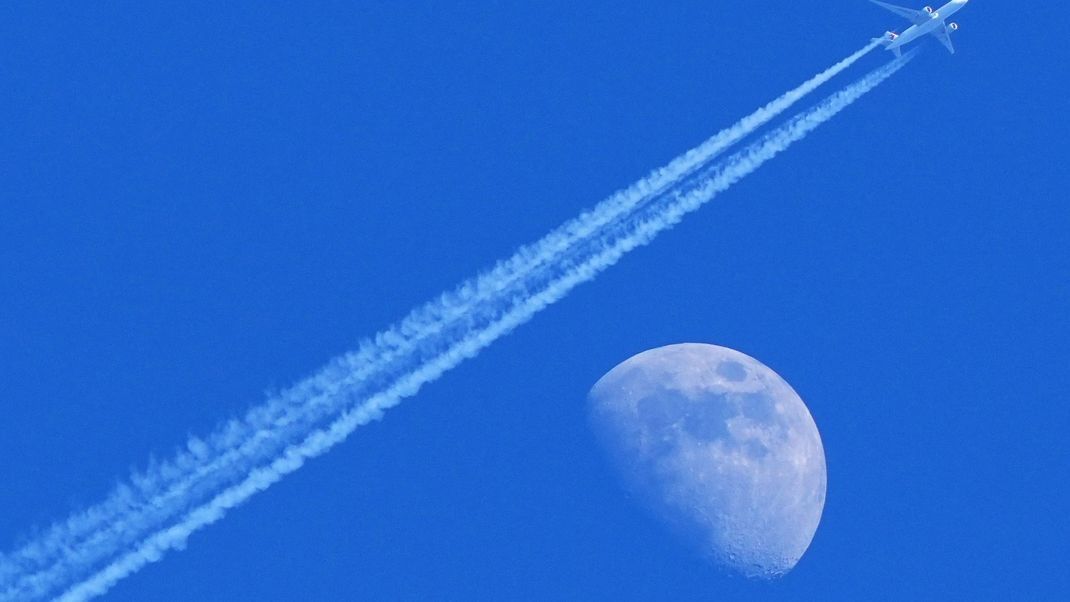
top-left (872, 31), bottom-right (902, 57)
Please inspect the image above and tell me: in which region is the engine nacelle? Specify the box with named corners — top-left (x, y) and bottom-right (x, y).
top-left (948, 22), bottom-right (960, 31)
top-left (924, 5), bottom-right (935, 13)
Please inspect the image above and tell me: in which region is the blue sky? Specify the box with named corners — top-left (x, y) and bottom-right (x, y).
top-left (2, 2), bottom-right (1067, 599)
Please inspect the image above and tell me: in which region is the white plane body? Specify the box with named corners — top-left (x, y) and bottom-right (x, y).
top-left (870, 0), bottom-right (969, 56)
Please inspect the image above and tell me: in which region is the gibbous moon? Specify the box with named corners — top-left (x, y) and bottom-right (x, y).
top-left (588, 343), bottom-right (826, 578)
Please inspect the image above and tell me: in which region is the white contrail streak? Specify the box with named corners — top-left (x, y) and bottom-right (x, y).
top-left (46, 54), bottom-right (913, 602)
top-left (0, 42), bottom-right (883, 602)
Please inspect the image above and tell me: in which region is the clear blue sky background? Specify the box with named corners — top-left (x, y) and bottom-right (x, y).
top-left (2, 2), bottom-right (1067, 599)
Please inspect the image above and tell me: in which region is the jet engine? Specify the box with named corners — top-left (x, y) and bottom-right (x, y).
top-left (924, 5), bottom-right (934, 13)
top-left (948, 22), bottom-right (960, 31)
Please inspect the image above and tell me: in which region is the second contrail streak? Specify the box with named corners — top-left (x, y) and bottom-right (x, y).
top-left (52, 54), bottom-right (913, 602)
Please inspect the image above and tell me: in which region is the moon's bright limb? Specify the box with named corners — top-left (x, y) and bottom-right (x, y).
top-left (588, 343), bottom-right (826, 578)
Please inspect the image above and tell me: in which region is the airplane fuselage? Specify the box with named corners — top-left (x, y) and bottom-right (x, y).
top-left (886, 0), bottom-right (968, 51)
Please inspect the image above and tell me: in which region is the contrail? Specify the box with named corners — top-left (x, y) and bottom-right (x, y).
top-left (54, 54), bottom-right (911, 602)
top-left (0, 42), bottom-right (883, 601)
top-left (1, 48), bottom-right (908, 601)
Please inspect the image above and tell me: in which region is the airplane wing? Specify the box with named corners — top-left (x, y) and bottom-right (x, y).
top-left (869, 0), bottom-right (932, 26)
top-left (931, 24), bottom-right (956, 54)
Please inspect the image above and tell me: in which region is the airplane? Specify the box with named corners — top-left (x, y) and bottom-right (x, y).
top-left (869, 0), bottom-right (970, 56)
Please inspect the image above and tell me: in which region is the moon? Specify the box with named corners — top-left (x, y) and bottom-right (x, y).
top-left (588, 343), bottom-right (826, 578)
